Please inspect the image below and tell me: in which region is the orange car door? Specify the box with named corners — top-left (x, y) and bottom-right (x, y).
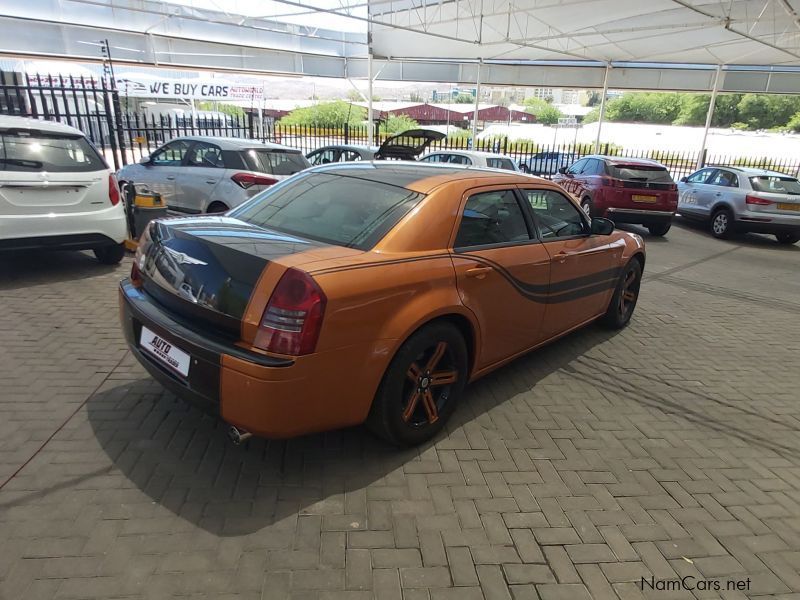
top-left (521, 188), bottom-right (622, 337)
top-left (450, 187), bottom-right (551, 368)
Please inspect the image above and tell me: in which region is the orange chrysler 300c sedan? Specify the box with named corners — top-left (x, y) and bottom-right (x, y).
top-left (120, 163), bottom-right (645, 446)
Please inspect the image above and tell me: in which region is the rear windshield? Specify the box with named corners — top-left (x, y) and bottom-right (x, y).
top-left (750, 176), bottom-right (800, 195)
top-left (0, 130), bottom-right (106, 172)
top-left (609, 165), bottom-right (672, 183)
top-left (230, 172), bottom-right (424, 250)
top-left (244, 149), bottom-right (309, 176)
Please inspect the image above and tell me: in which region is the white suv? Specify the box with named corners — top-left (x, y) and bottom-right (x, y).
top-left (0, 116), bottom-right (128, 264)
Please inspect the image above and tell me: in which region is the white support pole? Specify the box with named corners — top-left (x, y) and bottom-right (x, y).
top-left (697, 65), bottom-right (722, 170)
top-left (367, 51), bottom-right (374, 147)
top-left (472, 59), bottom-right (482, 145)
top-left (593, 64), bottom-right (610, 154)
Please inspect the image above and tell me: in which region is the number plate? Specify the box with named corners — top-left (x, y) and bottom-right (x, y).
top-left (139, 326), bottom-right (190, 377)
top-left (777, 202), bottom-right (800, 212)
top-left (632, 194), bottom-right (657, 203)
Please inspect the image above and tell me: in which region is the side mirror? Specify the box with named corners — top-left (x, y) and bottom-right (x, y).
top-left (679, 176), bottom-right (688, 183)
top-left (591, 217), bottom-right (615, 235)
top-left (139, 156), bottom-right (152, 166)
top-left (558, 166), bottom-right (568, 175)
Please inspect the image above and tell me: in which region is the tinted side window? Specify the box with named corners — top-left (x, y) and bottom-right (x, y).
top-left (687, 169), bottom-right (713, 184)
top-left (584, 159), bottom-right (604, 176)
top-left (567, 159), bottom-right (587, 175)
top-left (308, 149), bottom-right (337, 165)
top-left (486, 158), bottom-right (516, 171)
top-left (187, 142), bottom-right (224, 168)
top-left (446, 154), bottom-right (472, 165)
top-left (151, 140), bottom-right (190, 166)
top-left (454, 190), bottom-right (530, 248)
top-left (420, 154), bottom-right (441, 163)
top-left (524, 189), bottom-right (588, 239)
top-left (709, 170), bottom-right (739, 187)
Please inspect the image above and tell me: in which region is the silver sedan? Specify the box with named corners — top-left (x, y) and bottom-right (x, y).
top-left (678, 167), bottom-right (800, 244)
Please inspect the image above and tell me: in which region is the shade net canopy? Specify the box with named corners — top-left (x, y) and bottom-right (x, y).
top-left (368, 0), bottom-right (800, 65)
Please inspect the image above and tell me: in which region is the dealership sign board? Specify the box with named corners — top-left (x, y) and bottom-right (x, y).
top-left (114, 76), bottom-right (266, 101)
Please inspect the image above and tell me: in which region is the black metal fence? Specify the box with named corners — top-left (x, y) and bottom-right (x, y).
top-left (2, 71), bottom-right (799, 180)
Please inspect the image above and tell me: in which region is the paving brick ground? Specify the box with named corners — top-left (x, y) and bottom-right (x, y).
top-left (1, 220), bottom-right (800, 600)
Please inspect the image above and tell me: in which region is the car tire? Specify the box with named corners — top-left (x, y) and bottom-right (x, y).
top-left (601, 258), bottom-right (642, 330)
top-left (207, 202), bottom-right (229, 214)
top-left (775, 233), bottom-right (800, 245)
top-left (94, 243), bottom-right (126, 265)
top-left (580, 197), bottom-right (593, 217)
top-left (647, 222), bottom-right (671, 236)
top-left (367, 321), bottom-right (468, 447)
top-left (710, 207), bottom-right (734, 239)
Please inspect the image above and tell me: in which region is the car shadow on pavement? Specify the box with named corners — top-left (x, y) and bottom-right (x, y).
top-left (0, 249), bottom-right (124, 290)
top-left (84, 324), bottom-right (619, 536)
top-left (673, 216), bottom-right (800, 250)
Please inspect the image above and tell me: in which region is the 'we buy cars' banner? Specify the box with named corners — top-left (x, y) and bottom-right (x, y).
top-left (114, 76), bottom-right (266, 101)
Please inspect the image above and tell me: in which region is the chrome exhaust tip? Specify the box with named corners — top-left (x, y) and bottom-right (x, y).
top-left (228, 425), bottom-right (252, 445)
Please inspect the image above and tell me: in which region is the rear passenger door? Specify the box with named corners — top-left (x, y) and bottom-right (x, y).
top-left (522, 188), bottom-right (621, 337)
top-left (450, 187), bottom-right (551, 368)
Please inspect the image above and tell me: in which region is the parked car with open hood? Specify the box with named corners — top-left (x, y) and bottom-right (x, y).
top-left (117, 136), bottom-right (310, 214)
top-left (553, 155), bottom-right (678, 236)
top-left (306, 129), bottom-right (446, 165)
top-left (0, 115), bottom-right (127, 264)
top-left (120, 162), bottom-right (646, 447)
top-left (678, 166), bottom-right (800, 244)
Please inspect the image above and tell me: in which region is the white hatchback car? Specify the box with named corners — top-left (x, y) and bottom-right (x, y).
top-left (419, 150), bottom-right (520, 171)
top-left (0, 116), bottom-right (128, 264)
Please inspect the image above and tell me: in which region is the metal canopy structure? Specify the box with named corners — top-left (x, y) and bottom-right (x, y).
top-left (1, 0), bottom-right (800, 94)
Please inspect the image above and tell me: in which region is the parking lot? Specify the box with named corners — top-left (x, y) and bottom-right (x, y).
top-left (1, 220), bottom-right (799, 600)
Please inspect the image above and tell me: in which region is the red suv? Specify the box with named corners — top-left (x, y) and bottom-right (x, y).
top-left (553, 155), bottom-right (678, 236)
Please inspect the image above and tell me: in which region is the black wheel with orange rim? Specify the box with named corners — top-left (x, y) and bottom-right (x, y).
top-left (367, 322), bottom-right (468, 446)
top-left (601, 258), bottom-right (642, 329)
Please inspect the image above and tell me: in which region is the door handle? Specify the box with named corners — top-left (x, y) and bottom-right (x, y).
top-left (715, 192), bottom-right (722, 196)
top-left (166, 176), bottom-right (176, 181)
top-left (206, 180), bottom-right (218, 184)
top-left (553, 251), bottom-right (574, 263)
top-left (466, 266), bottom-right (493, 279)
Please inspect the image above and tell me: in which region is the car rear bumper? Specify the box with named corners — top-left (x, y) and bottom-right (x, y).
top-left (0, 204), bottom-right (127, 249)
top-left (119, 280), bottom-right (380, 439)
top-left (605, 207), bottom-right (675, 225)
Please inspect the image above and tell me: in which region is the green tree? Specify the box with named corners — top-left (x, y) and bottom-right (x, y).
top-left (454, 93), bottom-right (476, 103)
top-left (787, 111), bottom-right (800, 133)
top-left (738, 94), bottom-right (800, 130)
top-left (279, 101), bottom-right (366, 127)
top-left (537, 105), bottom-right (565, 125)
top-left (523, 97), bottom-right (551, 114)
top-left (383, 114), bottom-right (419, 133)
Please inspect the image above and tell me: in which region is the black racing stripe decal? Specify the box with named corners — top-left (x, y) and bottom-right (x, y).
top-left (309, 253), bottom-right (450, 276)
top-left (458, 254), bottom-right (622, 301)
top-left (313, 251), bottom-right (620, 304)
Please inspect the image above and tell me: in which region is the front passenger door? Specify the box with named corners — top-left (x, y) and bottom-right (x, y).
top-left (523, 188), bottom-right (622, 336)
top-left (140, 140), bottom-right (191, 207)
top-left (451, 188), bottom-right (551, 368)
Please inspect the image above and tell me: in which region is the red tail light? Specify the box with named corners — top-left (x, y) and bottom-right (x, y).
top-left (109, 173), bottom-right (120, 206)
top-left (232, 173), bottom-right (278, 189)
top-left (601, 177), bottom-right (624, 188)
top-left (253, 268), bottom-right (326, 356)
top-left (746, 195), bottom-right (773, 206)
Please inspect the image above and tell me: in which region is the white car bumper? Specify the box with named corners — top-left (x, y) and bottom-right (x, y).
top-left (0, 204), bottom-right (128, 250)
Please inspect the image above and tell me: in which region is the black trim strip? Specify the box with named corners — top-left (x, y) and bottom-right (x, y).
top-left (311, 252), bottom-right (621, 305)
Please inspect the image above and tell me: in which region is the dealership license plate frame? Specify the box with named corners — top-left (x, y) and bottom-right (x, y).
top-left (139, 326), bottom-right (191, 378)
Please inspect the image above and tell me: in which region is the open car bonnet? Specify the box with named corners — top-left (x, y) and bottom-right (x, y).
top-left (375, 129), bottom-right (446, 160)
